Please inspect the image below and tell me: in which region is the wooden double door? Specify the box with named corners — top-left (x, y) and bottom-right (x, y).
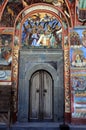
top-left (29, 70), bottom-right (53, 121)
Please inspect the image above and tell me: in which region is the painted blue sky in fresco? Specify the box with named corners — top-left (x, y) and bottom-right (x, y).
top-left (73, 28), bottom-right (85, 38)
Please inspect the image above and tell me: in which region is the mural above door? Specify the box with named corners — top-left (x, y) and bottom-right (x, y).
top-left (21, 13), bottom-right (62, 49)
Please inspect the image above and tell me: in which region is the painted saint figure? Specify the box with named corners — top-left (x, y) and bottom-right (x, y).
top-left (37, 30), bottom-right (51, 46)
top-left (31, 29), bottom-right (40, 46)
top-left (78, 0), bottom-right (86, 21)
top-left (82, 30), bottom-right (86, 47)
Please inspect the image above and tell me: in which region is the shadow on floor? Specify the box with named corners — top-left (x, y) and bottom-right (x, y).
top-left (60, 124), bottom-right (69, 130)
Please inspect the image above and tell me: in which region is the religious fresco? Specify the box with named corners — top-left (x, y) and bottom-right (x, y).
top-left (70, 28), bottom-right (86, 118)
top-left (0, 0), bottom-right (71, 27)
top-left (70, 29), bottom-right (86, 68)
top-left (0, 34), bottom-right (12, 65)
top-left (0, 34), bottom-right (12, 81)
top-left (71, 70), bottom-right (86, 118)
top-left (0, 0), bottom-right (86, 123)
top-left (21, 0), bottom-right (70, 25)
top-left (0, 1), bottom-right (23, 27)
top-left (76, 0), bottom-right (86, 26)
top-left (0, 70), bottom-right (11, 81)
top-left (0, 1), bottom-right (27, 27)
top-left (0, 0), bottom-right (4, 5)
top-left (21, 13), bottom-right (62, 48)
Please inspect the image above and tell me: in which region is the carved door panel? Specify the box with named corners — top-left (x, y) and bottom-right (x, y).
top-left (29, 70), bottom-right (53, 121)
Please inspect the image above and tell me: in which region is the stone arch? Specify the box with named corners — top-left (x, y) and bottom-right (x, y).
top-left (25, 63), bottom-right (57, 82)
top-left (18, 61), bottom-right (64, 122)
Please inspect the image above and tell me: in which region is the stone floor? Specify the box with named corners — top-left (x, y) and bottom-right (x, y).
top-left (0, 122), bottom-right (86, 130)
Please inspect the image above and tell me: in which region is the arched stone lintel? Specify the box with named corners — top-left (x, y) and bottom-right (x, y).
top-left (25, 63), bottom-right (57, 82)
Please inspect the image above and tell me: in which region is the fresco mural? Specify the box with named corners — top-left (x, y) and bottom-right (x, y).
top-left (21, 13), bottom-right (62, 48)
top-left (70, 29), bottom-right (86, 67)
top-left (71, 70), bottom-right (86, 118)
top-left (0, 0), bottom-right (86, 123)
top-left (70, 28), bottom-right (86, 118)
top-left (0, 1), bottom-right (23, 27)
top-left (0, 34), bottom-right (12, 65)
top-left (0, 0), bottom-right (4, 5)
top-left (76, 0), bottom-right (86, 26)
top-left (0, 70), bottom-right (11, 81)
top-left (0, 34), bottom-right (12, 81)
top-left (21, 0), bottom-right (70, 25)
top-left (0, 0), bottom-right (71, 27)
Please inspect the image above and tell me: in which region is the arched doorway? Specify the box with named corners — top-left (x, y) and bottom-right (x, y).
top-left (16, 3), bottom-right (70, 123)
top-left (29, 70), bottom-right (53, 121)
top-left (18, 50), bottom-right (64, 122)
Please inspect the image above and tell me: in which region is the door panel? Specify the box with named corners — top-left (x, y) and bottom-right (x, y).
top-left (29, 70), bottom-right (53, 121)
top-left (43, 71), bottom-right (52, 119)
top-left (30, 71), bottom-right (40, 119)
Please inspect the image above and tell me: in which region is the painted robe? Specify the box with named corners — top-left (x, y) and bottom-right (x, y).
top-left (78, 0), bottom-right (86, 21)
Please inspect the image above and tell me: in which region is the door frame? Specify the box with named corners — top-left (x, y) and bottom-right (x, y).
top-left (18, 53), bottom-right (64, 122)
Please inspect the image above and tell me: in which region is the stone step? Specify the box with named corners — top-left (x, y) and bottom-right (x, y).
top-left (0, 123), bottom-right (86, 130)
top-left (10, 122), bottom-right (60, 130)
top-left (0, 123), bottom-right (9, 130)
top-left (69, 124), bottom-right (86, 130)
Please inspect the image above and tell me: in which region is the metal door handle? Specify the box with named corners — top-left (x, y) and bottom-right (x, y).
top-left (36, 89), bottom-right (39, 93)
top-left (43, 93), bottom-right (45, 96)
top-left (43, 89), bottom-right (47, 93)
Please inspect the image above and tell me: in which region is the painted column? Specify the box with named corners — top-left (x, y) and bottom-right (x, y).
top-left (12, 45), bottom-right (19, 122)
top-left (64, 36), bottom-right (71, 122)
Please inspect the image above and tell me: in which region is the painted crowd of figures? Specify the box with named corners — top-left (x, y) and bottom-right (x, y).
top-left (22, 13), bottom-right (62, 48)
